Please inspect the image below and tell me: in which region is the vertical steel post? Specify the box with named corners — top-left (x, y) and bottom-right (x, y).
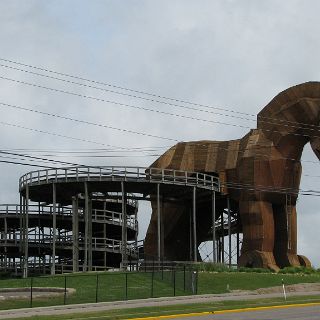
top-left (157, 183), bottom-right (161, 263)
top-left (212, 191), bottom-right (216, 263)
top-left (121, 181), bottom-right (127, 269)
top-left (103, 223), bottom-right (107, 267)
top-left (84, 182), bottom-right (91, 271)
top-left (221, 211), bottom-right (224, 264)
top-left (237, 228), bottom-right (240, 264)
top-left (4, 217), bottom-right (7, 271)
top-left (95, 274), bottom-right (99, 303)
top-left (24, 185), bottom-right (29, 278)
top-left (51, 183), bottom-right (56, 275)
top-left (227, 198), bottom-right (232, 267)
top-left (192, 187), bottom-right (197, 262)
top-left (189, 209), bottom-right (192, 261)
top-left (72, 196), bottom-right (79, 272)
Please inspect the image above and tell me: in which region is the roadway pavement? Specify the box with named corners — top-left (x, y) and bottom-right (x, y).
top-left (1, 290), bottom-right (320, 319)
top-left (170, 304), bottom-right (320, 319)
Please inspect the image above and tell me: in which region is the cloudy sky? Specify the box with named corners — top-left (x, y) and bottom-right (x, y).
top-left (0, 0), bottom-right (320, 266)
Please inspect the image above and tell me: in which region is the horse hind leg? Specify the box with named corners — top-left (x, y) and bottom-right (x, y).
top-left (238, 200), bottom-right (279, 271)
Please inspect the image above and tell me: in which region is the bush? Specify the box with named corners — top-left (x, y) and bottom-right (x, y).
top-left (195, 263), bottom-right (271, 273)
top-left (196, 263), bottom-right (231, 272)
top-left (279, 266), bottom-right (317, 274)
top-left (238, 267), bottom-right (271, 273)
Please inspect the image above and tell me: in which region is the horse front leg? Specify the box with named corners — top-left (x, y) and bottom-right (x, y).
top-left (273, 204), bottom-right (311, 268)
top-left (238, 200), bottom-right (279, 271)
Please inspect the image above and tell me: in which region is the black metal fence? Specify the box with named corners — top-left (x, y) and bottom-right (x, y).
top-left (0, 263), bottom-right (198, 310)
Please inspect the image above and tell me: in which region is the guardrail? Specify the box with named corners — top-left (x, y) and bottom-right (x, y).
top-left (92, 208), bottom-right (138, 230)
top-left (0, 204), bottom-right (138, 231)
top-left (19, 166), bottom-right (220, 191)
top-left (0, 204), bottom-right (73, 216)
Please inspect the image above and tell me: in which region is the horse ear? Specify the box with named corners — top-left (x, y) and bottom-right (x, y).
top-left (310, 138), bottom-right (320, 160)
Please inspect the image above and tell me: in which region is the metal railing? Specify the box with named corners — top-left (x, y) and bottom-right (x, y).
top-left (92, 208), bottom-right (138, 230)
top-left (0, 204), bottom-right (137, 231)
top-left (19, 166), bottom-right (220, 191)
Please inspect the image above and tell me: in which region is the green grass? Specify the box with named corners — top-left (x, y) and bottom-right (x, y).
top-left (4, 295), bottom-right (320, 320)
top-left (0, 271), bottom-right (187, 310)
top-left (198, 271), bottom-right (320, 294)
top-left (1, 271), bottom-right (320, 312)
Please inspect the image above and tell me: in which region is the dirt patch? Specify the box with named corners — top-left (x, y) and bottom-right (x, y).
top-left (230, 282), bottom-right (320, 295)
top-left (0, 287), bottom-right (76, 300)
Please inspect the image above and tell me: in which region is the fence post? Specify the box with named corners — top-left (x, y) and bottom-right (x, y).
top-left (30, 277), bottom-right (33, 308)
top-left (161, 260), bottom-right (164, 280)
top-left (183, 265), bottom-right (186, 291)
top-left (173, 270), bottom-right (176, 296)
top-left (125, 273), bottom-right (128, 300)
top-left (196, 270), bottom-right (198, 295)
top-left (95, 274), bottom-right (99, 303)
top-left (64, 275), bottom-right (67, 305)
top-left (151, 271), bottom-right (154, 298)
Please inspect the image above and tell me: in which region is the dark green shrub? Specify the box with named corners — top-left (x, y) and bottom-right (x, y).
top-left (279, 266), bottom-right (317, 274)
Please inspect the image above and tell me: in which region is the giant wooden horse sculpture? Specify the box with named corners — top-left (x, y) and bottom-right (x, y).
top-left (144, 81), bottom-right (320, 270)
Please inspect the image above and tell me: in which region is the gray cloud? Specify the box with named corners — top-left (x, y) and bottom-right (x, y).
top-left (0, 0), bottom-right (319, 266)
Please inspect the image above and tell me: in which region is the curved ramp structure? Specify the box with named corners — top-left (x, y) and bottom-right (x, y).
top-left (15, 166), bottom-right (219, 276)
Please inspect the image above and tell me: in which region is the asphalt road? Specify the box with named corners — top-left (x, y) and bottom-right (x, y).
top-left (171, 304), bottom-right (320, 319)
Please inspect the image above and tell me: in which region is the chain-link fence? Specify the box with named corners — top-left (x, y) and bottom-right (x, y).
top-left (0, 264), bottom-right (198, 310)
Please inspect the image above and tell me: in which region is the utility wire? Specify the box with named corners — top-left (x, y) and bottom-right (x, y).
top-left (0, 120), bottom-right (138, 149)
top-left (0, 102), bottom-right (177, 142)
top-left (1, 75), bottom-right (319, 140)
top-left (1, 58), bottom-right (319, 130)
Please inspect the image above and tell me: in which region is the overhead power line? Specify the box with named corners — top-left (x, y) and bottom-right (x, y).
top-left (1, 58), bottom-right (319, 130)
top-left (0, 101), bottom-right (177, 142)
top-left (0, 76), bottom-right (319, 141)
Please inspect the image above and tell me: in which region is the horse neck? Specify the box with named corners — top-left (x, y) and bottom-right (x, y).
top-left (257, 95), bottom-right (320, 161)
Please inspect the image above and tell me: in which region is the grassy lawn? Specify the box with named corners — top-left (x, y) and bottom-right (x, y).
top-left (0, 271), bottom-right (187, 310)
top-left (3, 295), bottom-right (320, 320)
top-left (198, 271), bottom-right (320, 294)
top-left (0, 271), bottom-right (320, 311)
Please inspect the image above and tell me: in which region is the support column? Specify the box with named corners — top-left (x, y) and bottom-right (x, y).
top-left (84, 182), bottom-right (92, 271)
top-left (221, 211), bottom-right (224, 264)
top-left (121, 181), bottom-right (127, 269)
top-left (237, 227), bottom-right (240, 264)
top-left (51, 183), bottom-right (56, 275)
top-left (103, 223), bottom-right (107, 268)
top-left (23, 185), bottom-right (29, 278)
top-left (189, 208), bottom-right (192, 261)
top-left (212, 191), bottom-right (216, 263)
top-left (227, 198), bottom-right (232, 267)
top-left (88, 198), bottom-right (92, 271)
top-left (157, 183), bottom-right (161, 262)
top-left (4, 216), bottom-right (7, 272)
top-left (72, 196), bottom-right (79, 272)
top-left (192, 187), bottom-right (197, 262)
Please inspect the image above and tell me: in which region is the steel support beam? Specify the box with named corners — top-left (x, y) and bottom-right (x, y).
top-left (157, 183), bottom-right (161, 262)
top-left (212, 191), bottom-right (216, 263)
top-left (192, 187), bottom-right (197, 262)
top-left (221, 210), bottom-right (224, 264)
top-left (23, 185), bottom-right (29, 278)
top-left (227, 198), bottom-right (232, 267)
top-left (51, 183), bottom-right (56, 275)
top-left (84, 181), bottom-right (92, 271)
top-left (72, 196), bottom-right (79, 272)
top-left (121, 181), bottom-right (127, 269)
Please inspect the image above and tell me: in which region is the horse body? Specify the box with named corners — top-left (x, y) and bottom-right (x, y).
top-left (144, 82), bottom-right (320, 270)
